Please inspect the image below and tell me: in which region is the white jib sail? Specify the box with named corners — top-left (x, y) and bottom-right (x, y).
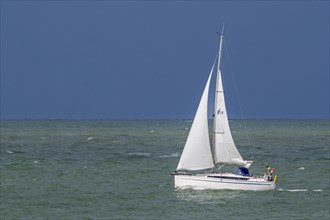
top-left (212, 33), bottom-right (245, 166)
top-left (176, 61), bottom-right (216, 171)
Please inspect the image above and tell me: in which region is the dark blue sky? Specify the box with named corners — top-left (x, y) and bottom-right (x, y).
top-left (1, 1), bottom-right (329, 119)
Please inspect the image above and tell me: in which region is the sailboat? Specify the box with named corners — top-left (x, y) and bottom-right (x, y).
top-left (173, 28), bottom-right (276, 191)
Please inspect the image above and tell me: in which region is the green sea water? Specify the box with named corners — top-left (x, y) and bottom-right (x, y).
top-left (1, 119), bottom-right (329, 219)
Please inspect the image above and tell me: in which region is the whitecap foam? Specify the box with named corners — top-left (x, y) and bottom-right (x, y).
top-left (286, 189), bottom-right (308, 192)
top-left (298, 167), bottom-right (305, 170)
top-left (159, 152), bottom-right (181, 158)
top-left (87, 137), bottom-right (93, 140)
top-left (313, 189), bottom-right (323, 192)
top-left (128, 152), bottom-right (151, 157)
top-left (6, 151), bottom-right (13, 154)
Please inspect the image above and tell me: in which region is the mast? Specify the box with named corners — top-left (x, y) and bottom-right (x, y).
top-left (217, 25), bottom-right (225, 76)
top-left (212, 25), bottom-right (225, 164)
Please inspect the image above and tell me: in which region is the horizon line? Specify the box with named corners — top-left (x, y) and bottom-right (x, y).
top-left (1, 117), bottom-right (329, 121)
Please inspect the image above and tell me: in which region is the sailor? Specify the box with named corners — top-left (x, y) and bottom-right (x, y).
top-left (265, 165), bottom-right (271, 181)
top-left (270, 168), bottom-right (275, 181)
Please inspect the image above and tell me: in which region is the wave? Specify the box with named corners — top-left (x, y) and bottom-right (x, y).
top-left (278, 188), bottom-right (322, 192)
top-left (127, 152), bottom-right (181, 158)
top-left (277, 188), bottom-right (307, 192)
top-left (286, 189), bottom-right (308, 192)
top-left (128, 152), bottom-right (151, 157)
top-left (159, 152), bottom-right (181, 158)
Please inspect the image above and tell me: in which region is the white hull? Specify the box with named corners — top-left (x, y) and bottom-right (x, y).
top-left (174, 173), bottom-right (276, 191)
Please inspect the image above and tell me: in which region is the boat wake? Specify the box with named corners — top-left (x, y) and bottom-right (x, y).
top-left (278, 188), bottom-right (323, 192)
top-left (175, 187), bottom-right (243, 204)
top-left (176, 185), bottom-right (209, 191)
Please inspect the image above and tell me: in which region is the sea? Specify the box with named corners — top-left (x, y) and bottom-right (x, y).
top-left (0, 119), bottom-right (329, 220)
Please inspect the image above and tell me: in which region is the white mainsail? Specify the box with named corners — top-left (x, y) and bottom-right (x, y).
top-left (176, 61), bottom-right (216, 171)
top-left (212, 33), bottom-right (246, 166)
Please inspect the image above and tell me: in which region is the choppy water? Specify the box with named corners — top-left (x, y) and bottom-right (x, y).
top-left (1, 119), bottom-right (329, 219)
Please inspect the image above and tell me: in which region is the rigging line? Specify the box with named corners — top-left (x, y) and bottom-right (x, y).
top-left (223, 38), bottom-right (252, 148)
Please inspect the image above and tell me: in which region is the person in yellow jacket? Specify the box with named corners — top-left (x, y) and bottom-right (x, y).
top-left (265, 165), bottom-right (271, 181)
